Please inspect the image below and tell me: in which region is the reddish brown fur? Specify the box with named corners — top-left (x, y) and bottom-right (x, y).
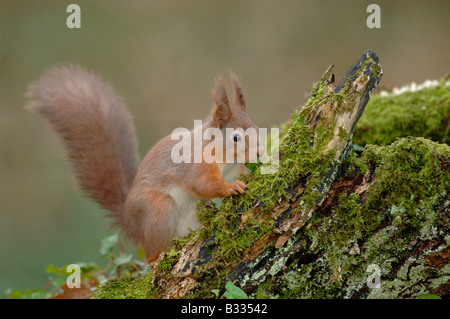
top-left (26, 65), bottom-right (139, 215)
top-left (27, 66), bottom-right (262, 262)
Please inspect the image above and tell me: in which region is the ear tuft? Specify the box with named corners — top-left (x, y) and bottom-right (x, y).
top-left (211, 75), bottom-right (231, 129)
top-left (212, 75), bottom-right (229, 107)
top-left (230, 71), bottom-right (246, 109)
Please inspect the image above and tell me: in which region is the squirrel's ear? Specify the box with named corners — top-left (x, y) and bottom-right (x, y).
top-left (230, 72), bottom-right (246, 110)
top-left (211, 76), bottom-right (231, 129)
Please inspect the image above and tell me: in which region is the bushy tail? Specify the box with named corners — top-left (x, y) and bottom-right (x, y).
top-left (26, 65), bottom-right (139, 215)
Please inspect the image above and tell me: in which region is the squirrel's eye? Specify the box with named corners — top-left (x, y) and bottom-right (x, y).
top-left (233, 133), bottom-right (241, 142)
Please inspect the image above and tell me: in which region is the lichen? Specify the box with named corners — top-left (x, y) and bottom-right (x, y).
top-left (265, 137), bottom-right (449, 299)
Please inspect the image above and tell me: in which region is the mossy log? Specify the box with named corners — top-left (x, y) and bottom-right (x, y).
top-left (92, 50), bottom-right (449, 299)
top-left (354, 76), bottom-right (450, 146)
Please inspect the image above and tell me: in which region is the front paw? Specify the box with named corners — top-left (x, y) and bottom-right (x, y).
top-left (229, 179), bottom-right (248, 196)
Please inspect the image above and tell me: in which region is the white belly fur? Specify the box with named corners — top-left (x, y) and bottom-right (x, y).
top-left (167, 163), bottom-right (242, 238)
top-left (167, 186), bottom-right (200, 238)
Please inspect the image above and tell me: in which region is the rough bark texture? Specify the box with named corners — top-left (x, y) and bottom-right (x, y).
top-left (92, 50), bottom-right (449, 299)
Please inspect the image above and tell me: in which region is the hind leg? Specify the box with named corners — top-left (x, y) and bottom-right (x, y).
top-left (124, 187), bottom-right (177, 263)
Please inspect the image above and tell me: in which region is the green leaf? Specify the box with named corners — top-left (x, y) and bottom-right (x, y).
top-left (9, 290), bottom-right (22, 299)
top-left (99, 233), bottom-right (119, 256)
top-left (113, 253), bottom-right (133, 267)
top-left (417, 293), bottom-right (441, 299)
top-left (224, 281), bottom-right (249, 299)
top-left (107, 253), bottom-right (134, 276)
top-left (76, 262), bottom-right (99, 274)
top-left (45, 264), bottom-right (61, 275)
top-left (20, 289), bottom-right (48, 299)
top-left (211, 289), bottom-right (220, 297)
top-left (50, 276), bottom-right (66, 288)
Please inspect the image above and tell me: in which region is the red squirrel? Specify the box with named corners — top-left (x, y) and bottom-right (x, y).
top-left (26, 65), bottom-right (264, 262)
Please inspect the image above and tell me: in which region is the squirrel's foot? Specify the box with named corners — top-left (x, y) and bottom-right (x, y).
top-left (229, 179), bottom-right (248, 195)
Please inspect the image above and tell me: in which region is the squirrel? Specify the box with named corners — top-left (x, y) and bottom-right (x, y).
top-left (26, 65), bottom-right (264, 262)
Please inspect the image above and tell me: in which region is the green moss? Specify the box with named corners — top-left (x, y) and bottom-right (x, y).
top-left (354, 77), bottom-right (450, 146)
top-left (91, 271), bottom-right (155, 299)
top-left (361, 137), bottom-right (449, 217)
top-left (157, 233), bottom-right (197, 274)
top-left (254, 278), bottom-right (277, 299)
top-left (273, 136), bottom-right (449, 298)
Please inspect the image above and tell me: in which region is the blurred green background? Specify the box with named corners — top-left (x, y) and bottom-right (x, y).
top-left (0, 0), bottom-right (449, 292)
